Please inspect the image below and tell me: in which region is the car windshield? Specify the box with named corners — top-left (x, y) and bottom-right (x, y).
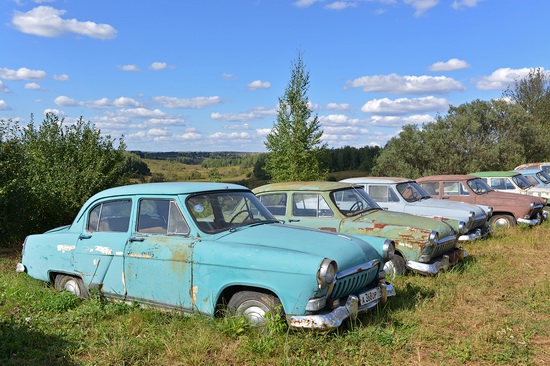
top-left (512, 174), bottom-right (534, 189)
top-left (523, 175), bottom-right (540, 186)
top-left (537, 171), bottom-right (550, 184)
top-left (396, 182), bottom-right (430, 202)
top-left (542, 165), bottom-right (550, 175)
top-left (330, 187), bottom-right (381, 216)
top-left (467, 178), bottom-right (493, 195)
top-left (186, 191), bottom-right (277, 234)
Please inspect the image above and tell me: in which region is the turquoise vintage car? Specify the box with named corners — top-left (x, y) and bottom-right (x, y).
top-left (253, 182), bottom-right (464, 277)
top-left (17, 182), bottom-right (395, 329)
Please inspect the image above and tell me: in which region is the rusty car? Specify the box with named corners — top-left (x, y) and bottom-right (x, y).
top-left (16, 182), bottom-right (395, 330)
top-left (253, 181), bottom-right (465, 277)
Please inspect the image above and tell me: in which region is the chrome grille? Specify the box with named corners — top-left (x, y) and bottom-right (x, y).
top-left (432, 236), bottom-right (458, 258)
top-left (331, 260), bottom-right (379, 299)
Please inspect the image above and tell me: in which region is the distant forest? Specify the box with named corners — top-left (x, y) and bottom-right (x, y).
top-left (130, 145), bottom-right (381, 179)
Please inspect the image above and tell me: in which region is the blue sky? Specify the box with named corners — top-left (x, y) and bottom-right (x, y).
top-left (1, 0), bottom-right (548, 152)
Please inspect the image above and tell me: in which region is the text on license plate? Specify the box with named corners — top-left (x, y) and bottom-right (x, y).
top-left (359, 288), bottom-right (381, 306)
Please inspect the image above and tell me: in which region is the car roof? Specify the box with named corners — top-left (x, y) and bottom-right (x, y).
top-left (512, 169), bottom-right (541, 174)
top-left (416, 174), bottom-right (478, 182)
top-left (470, 171), bottom-right (519, 178)
top-left (515, 162), bottom-right (550, 170)
top-left (89, 182), bottom-right (249, 200)
top-left (253, 181), bottom-right (361, 193)
top-left (340, 177), bottom-right (412, 184)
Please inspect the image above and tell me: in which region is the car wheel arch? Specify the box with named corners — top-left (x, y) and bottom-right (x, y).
top-left (215, 285), bottom-right (285, 317)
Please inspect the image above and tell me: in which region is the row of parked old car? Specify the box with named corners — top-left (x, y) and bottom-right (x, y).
top-left (16, 163), bottom-right (550, 330)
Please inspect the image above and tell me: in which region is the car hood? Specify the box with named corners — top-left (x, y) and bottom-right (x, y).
top-left (481, 190), bottom-right (546, 206)
top-left (353, 209), bottom-right (454, 233)
top-left (410, 198), bottom-right (486, 221)
top-left (214, 223), bottom-right (381, 269)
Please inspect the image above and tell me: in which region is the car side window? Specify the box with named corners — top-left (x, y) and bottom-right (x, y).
top-left (368, 185), bottom-right (391, 202)
top-left (293, 193), bottom-right (333, 217)
top-left (420, 182), bottom-right (439, 196)
top-left (138, 199), bottom-right (189, 235)
top-left (258, 193), bottom-right (287, 216)
top-left (88, 200), bottom-right (131, 233)
top-left (443, 182), bottom-right (460, 196)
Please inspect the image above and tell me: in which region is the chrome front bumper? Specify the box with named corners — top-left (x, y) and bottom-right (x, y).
top-left (287, 282), bottom-right (395, 329)
top-left (407, 247), bottom-right (467, 275)
top-left (458, 229), bottom-right (481, 241)
top-left (517, 217), bottom-right (541, 226)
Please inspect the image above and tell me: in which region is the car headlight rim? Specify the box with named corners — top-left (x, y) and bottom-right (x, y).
top-left (382, 239), bottom-right (395, 261)
top-left (429, 230), bottom-right (439, 245)
top-left (318, 258), bottom-right (338, 289)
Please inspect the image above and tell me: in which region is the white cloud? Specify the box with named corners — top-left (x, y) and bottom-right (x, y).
top-left (149, 62), bottom-right (172, 70)
top-left (53, 74), bottom-right (69, 81)
top-left (223, 73), bottom-right (236, 79)
top-left (0, 100), bottom-right (9, 110)
top-left (153, 96), bottom-right (222, 109)
top-left (326, 102), bottom-right (351, 111)
top-left (346, 73), bottom-right (464, 94)
top-left (118, 65), bottom-right (141, 72)
top-left (0, 67), bottom-right (46, 80)
top-left (318, 114), bottom-right (358, 125)
top-left (404, 0), bottom-right (439, 16)
top-left (474, 67), bottom-right (537, 90)
top-left (54, 95), bottom-right (79, 106)
top-left (293, 0), bottom-right (320, 8)
top-left (326, 2), bottom-right (358, 10)
top-left (43, 108), bottom-right (64, 116)
top-left (0, 81), bottom-right (8, 93)
top-left (247, 80), bottom-right (271, 90)
top-left (24, 82), bottom-right (42, 90)
top-left (225, 124), bottom-right (250, 130)
top-left (11, 6), bottom-right (116, 39)
top-left (113, 97), bottom-right (142, 108)
top-left (117, 108), bottom-right (166, 118)
top-left (361, 96), bottom-right (449, 115)
top-left (146, 128), bottom-right (169, 137)
top-left (211, 107), bottom-right (276, 122)
top-left (323, 126), bottom-right (370, 135)
top-left (428, 58), bottom-right (470, 72)
top-left (256, 128), bottom-right (272, 136)
top-left (451, 0), bottom-right (480, 10)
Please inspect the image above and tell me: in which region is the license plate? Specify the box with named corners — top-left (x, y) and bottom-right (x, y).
top-left (359, 287), bottom-right (381, 306)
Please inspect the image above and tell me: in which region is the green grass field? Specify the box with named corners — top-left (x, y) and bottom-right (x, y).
top-left (1, 224), bottom-right (549, 365)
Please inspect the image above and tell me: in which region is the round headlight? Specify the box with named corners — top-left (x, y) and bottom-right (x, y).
top-left (317, 258), bottom-right (338, 289)
top-left (382, 239), bottom-right (395, 261)
top-left (429, 231), bottom-right (439, 245)
top-left (487, 206), bottom-right (493, 218)
top-left (530, 202), bottom-right (535, 209)
top-left (458, 221), bottom-right (466, 234)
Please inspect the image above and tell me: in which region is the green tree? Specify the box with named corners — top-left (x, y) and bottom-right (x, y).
top-left (0, 113), bottom-right (130, 246)
top-left (264, 53), bottom-right (327, 182)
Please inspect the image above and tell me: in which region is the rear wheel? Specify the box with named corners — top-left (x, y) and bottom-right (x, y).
top-left (383, 255), bottom-right (407, 278)
top-left (489, 214), bottom-right (515, 230)
top-left (227, 291), bottom-right (283, 326)
top-left (54, 275), bottom-right (87, 298)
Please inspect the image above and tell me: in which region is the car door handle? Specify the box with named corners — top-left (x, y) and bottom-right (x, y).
top-left (129, 237), bottom-right (145, 242)
top-left (289, 219), bottom-right (300, 223)
top-left (78, 234), bottom-right (92, 240)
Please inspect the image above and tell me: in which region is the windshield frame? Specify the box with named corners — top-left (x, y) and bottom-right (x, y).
top-left (329, 186), bottom-right (381, 216)
top-left (512, 174), bottom-right (534, 189)
top-left (536, 171), bottom-right (550, 184)
top-left (185, 190), bottom-right (277, 234)
top-left (467, 178), bottom-right (493, 195)
top-left (395, 181), bottom-right (431, 202)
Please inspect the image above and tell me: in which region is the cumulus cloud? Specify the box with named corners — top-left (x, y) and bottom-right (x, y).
top-left (225, 124), bottom-right (250, 130)
top-left (24, 82), bottom-right (42, 90)
top-left (54, 95), bottom-right (79, 106)
top-left (404, 0), bottom-right (439, 16)
top-left (53, 74), bottom-right (69, 81)
top-left (326, 102), bottom-right (351, 111)
top-left (0, 67), bottom-right (46, 80)
top-left (210, 107), bottom-right (276, 122)
top-left (0, 100), bottom-right (10, 110)
top-left (361, 96), bottom-right (449, 115)
top-left (118, 65), bottom-right (141, 72)
top-left (326, 2), bottom-right (358, 10)
top-left (43, 108), bottom-right (64, 116)
top-left (256, 128), bottom-right (272, 136)
top-left (451, 0), bottom-right (480, 10)
top-left (428, 58), bottom-right (470, 72)
top-left (153, 96), bottom-right (222, 109)
top-left (474, 67), bottom-right (538, 90)
top-left (346, 73), bottom-right (464, 94)
top-left (116, 108), bottom-right (166, 118)
top-left (149, 62), bottom-right (173, 70)
top-left (247, 80), bottom-right (271, 90)
top-left (11, 6), bottom-right (116, 39)
top-left (293, 0), bottom-right (320, 8)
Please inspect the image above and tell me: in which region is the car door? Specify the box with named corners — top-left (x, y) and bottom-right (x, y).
top-left (367, 184), bottom-right (403, 212)
top-left (74, 198), bottom-right (132, 298)
top-left (124, 198), bottom-right (197, 311)
top-left (289, 192), bottom-right (341, 233)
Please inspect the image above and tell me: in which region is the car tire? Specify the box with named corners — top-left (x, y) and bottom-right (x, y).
top-left (489, 214), bottom-right (516, 229)
top-left (383, 255), bottom-right (407, 278)
top-left (227, 291), bottom-right (283, 326)
top-left (54, 274), bottom-right (87, 298)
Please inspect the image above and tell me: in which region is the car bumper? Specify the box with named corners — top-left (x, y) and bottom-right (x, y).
top-left (16, 263), bottom-right (26, 273)
top-left (406, 247), bottom-right (467, 275)
top-left (287, 282), bottom-right (395, 329)
top-left (458, 229), bottom-right (481, 241)
top-left (517, 217), bottom-right (541, 226)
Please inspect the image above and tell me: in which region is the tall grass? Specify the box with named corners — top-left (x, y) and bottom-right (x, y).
top-left (1, 224), bottom-right (549, 365)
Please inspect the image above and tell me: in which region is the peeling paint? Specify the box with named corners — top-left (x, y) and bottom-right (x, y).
top-left (128, 252), bottom-right (153, 259)
top-left (57, 244), bottom-right (75, 253)
top-left (93, 246), bottom-right (113, 255)
top-left (192, 286), bottom-right (198, 304)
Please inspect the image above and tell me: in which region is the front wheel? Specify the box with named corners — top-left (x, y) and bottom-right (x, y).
top-left (227, 291), bottom-right (284, 326)
top-left (489, 214), bottom-right (516, 230)
top-left (383, 255), bottom-right (407, 279)
top-left (54, 274), bottom-right (87, 298)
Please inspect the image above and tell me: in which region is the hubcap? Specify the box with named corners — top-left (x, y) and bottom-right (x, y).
top-left (493, 217), bottom-right (510, 229)
top-left (241, 305), bottom-right (267, 325)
